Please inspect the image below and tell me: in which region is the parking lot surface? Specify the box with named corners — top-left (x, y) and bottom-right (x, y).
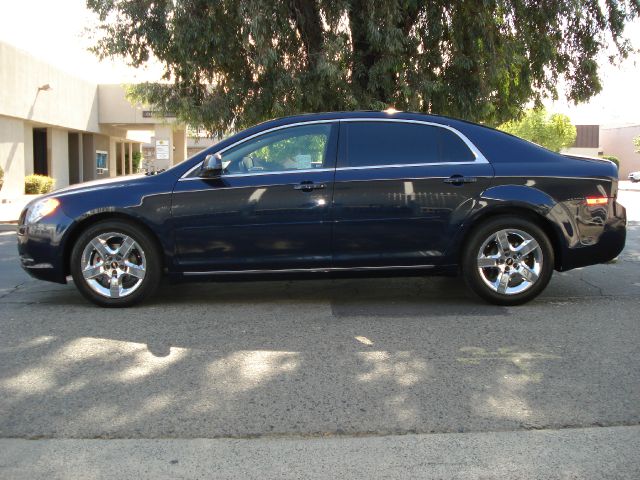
top-left (1, 222), bottom-right (639, 440)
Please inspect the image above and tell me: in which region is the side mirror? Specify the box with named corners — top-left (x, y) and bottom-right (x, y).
top-left (200, 153), bottom-right (223, 178)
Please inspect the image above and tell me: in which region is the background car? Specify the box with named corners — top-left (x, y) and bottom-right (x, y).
top-left (17, 111), bottom-right (626, 307)
top-left (629, 171), bottom-right (640, 182)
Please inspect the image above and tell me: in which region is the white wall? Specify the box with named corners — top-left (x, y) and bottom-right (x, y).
top-left (48, 127), bottom-right (69, 189)
top-left (561, 147), bottom-right (601, 158)
top-left (109, 138), bottom-right (118, 178)
top-left (0, 115), bottom-right (25, 197)
top-left (23, 123), bottom-right (33, 176)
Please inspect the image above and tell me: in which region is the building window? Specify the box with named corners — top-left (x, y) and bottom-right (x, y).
top-left (96, 150), bottom-right (108, 174)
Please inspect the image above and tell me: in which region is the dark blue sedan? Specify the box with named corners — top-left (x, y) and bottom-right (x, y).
top-left (17, 111), bottom-right (626, 307)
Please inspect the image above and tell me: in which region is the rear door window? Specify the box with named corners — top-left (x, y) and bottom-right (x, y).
top-left (340, 121), bottom-right (475, 168)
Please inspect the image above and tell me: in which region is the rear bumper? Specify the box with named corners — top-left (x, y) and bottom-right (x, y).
top-left (558, 200), bottom-right (626, 271)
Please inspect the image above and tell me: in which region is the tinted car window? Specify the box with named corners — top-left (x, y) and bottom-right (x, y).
top-left (222, 123), bottom-right (335, 174)
top-left (342, 122), bottom-right (475, 167)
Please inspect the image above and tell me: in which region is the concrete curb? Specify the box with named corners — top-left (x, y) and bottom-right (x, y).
top-left (0, 426), bottom-right (638, 479)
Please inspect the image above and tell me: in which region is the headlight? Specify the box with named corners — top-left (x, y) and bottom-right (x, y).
top-left (26, 198), bottom-right (60, 224)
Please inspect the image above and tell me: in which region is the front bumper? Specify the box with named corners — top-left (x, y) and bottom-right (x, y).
top-left (17, 209), bottom-right (75, 284)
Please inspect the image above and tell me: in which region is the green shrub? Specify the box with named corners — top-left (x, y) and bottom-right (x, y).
top-left (132, 151), bottom-right (142, 173)
top-left (600, 155), bottom-right (619, 167)
top-left (25, 174), bottom-right (55, 194)
top-left (0, 165), bottom-right (4, 191)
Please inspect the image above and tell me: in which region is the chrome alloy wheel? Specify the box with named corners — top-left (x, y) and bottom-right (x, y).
top-left (476, 229), bottom-right (543, 295)
top-left (80, 232), bottom-right (147, 299)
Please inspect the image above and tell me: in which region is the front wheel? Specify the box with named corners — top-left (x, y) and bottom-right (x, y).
top-left (70, 220), bottom-right (162, 307)
top-left (461, 216), bottom-right (554, 305)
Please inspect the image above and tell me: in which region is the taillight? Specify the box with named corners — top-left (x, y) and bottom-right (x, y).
top-left (585, 196), bottom-right (609, 206)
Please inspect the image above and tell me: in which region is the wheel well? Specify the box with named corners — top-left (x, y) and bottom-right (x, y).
top-left (460, 207), bottom-right (563, 270)
top-left (63, 213), bottom-right (165, 277)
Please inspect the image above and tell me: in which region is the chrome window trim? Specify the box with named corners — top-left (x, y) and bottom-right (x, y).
top-left (179, 167), bottom-right (333, 182)
top-left (179, 117), bottom-right (488, 180)
top-left (182, 264), bottom-right (435, 276)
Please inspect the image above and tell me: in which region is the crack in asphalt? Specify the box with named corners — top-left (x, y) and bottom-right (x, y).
top-left (0, 281), bottom-right (31, 301)
top-left (578, 276), bottom-right (605, 296)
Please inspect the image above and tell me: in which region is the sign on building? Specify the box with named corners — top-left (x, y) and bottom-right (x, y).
top-left (155, 139), bottom-right (170, 160)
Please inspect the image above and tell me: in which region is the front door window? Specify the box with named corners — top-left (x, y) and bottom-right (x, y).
top-left (222, 124), bottom-right (334, 174)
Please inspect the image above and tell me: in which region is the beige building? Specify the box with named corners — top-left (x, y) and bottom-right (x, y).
top-left (601, 125), bottom-right (640, 178)
top-left (562, 124), bottom-right (640, 177)
top-left (0, 41), bottom-right (192, 198)
top-left (562, 125), bottom-right (601, 158)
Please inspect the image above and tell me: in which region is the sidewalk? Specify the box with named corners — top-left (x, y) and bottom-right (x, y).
top-left (619, 180), bottom-right (640, 191)
top-left (0, 195), bottom-right (38, 223)
top-left (1, 426), bottom-right (638, 479)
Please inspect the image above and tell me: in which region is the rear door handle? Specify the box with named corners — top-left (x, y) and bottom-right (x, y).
top-left (294, 182), bottom-right (326, 192)
top-left (444, 175), bottom-right (478, 185)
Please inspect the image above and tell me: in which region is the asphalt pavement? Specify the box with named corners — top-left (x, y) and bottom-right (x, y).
top-left (0, 198), bottom-right (639, 477)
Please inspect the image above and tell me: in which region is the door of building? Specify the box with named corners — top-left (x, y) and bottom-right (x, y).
top-left (33, 129), bottom-right (48, 176)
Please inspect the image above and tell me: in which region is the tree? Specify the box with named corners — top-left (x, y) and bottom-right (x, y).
top-left (634, 136), bottom-right (640, 153)
top-left (87, 0), bottom-right (640, 135)
top-left (497, 109), bottom-right (576, 152)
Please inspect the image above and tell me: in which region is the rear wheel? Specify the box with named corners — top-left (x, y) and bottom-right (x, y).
top-left (70, 220), bottom-right (161, 307)
top-left (462, 216), bottom-right (554, 305)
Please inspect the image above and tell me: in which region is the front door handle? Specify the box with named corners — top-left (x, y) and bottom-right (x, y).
top-left (444, 175), bottom-right (478, 185)
top-left (294, 182), bottom-right (326, 192)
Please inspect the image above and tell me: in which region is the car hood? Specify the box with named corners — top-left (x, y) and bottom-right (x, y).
top-left (44, 174), bottom-right (150, 199)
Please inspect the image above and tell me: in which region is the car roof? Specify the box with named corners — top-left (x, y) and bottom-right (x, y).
top-left (253, 110), bottom-right (477, 129)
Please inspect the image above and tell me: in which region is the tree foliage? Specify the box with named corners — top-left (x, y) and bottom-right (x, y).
top-left (87, 0), bottom-right (640, 135)
top-left (634, 136), bottom-right (640, 153)
top-left (498, 109), bottom-right (577, 152)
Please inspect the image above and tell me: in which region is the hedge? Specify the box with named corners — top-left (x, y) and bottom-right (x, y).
top-left (25, 174), bottom-right (55, 194)
top-left (600, 155), bottom-right (619, 167)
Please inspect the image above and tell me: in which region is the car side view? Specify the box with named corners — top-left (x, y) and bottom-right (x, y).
top-left (17, 111), bottom-right (626, 307)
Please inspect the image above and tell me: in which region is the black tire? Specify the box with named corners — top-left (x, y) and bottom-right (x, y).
top-left (70, 219), bottom-right (162, 307)
top-left (461, 216), bottom-right (554, 306)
